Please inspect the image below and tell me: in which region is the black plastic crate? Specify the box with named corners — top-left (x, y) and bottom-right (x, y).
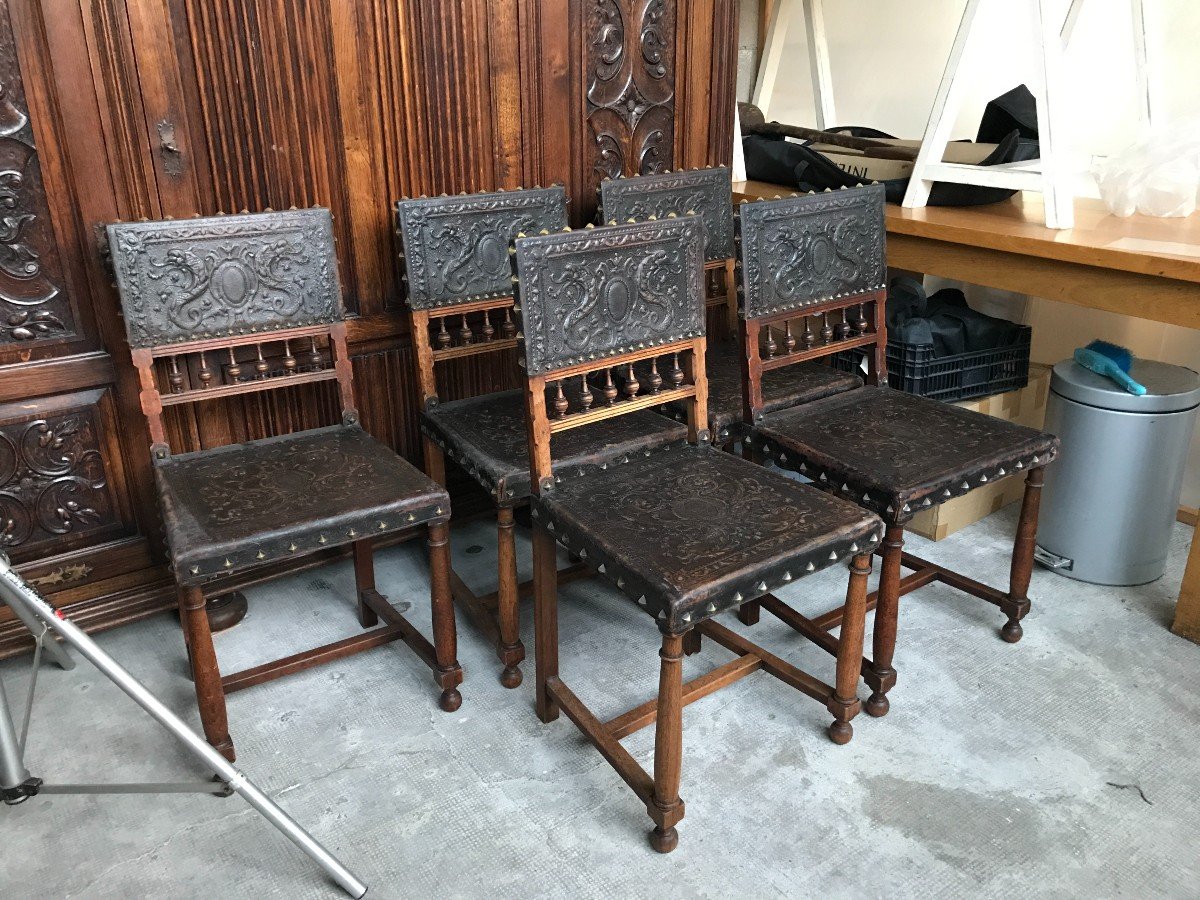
top-left (833, 325), bottom-right (1032, 402)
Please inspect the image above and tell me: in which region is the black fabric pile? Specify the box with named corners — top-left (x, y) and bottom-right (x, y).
top-left (887, 277), bottom-right (1024, 357)
top-left (743, 85), bottom-right (1040, 207)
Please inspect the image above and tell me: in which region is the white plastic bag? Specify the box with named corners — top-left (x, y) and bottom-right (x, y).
top-left (1093, 123), bottom-right (1200, 218)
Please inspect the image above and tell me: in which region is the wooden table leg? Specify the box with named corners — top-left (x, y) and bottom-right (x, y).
top-left (1172, 526), bottom-right (1200, 643)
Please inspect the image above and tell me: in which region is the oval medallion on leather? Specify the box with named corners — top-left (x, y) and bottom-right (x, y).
top-left (810, 235), bottom-right (833, 274)
top-left (210, 260), bottom-right (257, 308)
top-left (604, 276), bottom-right (634, 322)
top-left (476, 233), bottom-right (506, 274)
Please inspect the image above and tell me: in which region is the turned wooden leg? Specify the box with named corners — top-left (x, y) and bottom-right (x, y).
top-left (1004, 467), bottom-right (1044, 643)
top-left (737, 599), bottom-right (761, 626)
top-left (352, 540), bottom-right (379, 628)
top-left (648, 632), bottom-right (685, 853)
top-left (179, 585), bottom-right (234, 761)
top-left (532, 519), bottom-right (559, 724)
top-left (865, 524), bottom-right (904, 718)
top-left (496, 507), bottom-right (526, 688)
top-left (175, 586), bottom-right (193, 669)
top-left (682, 628), bottom-right (702, 656)
top-left (423, 435), bottom-right (447, 486)
top-left (427, 521), bottom-right (463, 712)
top-left (828, 553), bottom-right (870, 744)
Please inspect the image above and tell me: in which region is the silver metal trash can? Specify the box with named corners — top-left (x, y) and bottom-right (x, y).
top-left (1035, 358), bottom-right (1200, 585)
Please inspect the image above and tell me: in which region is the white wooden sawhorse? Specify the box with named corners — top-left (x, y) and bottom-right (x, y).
top-left (751, 0), bottom-right (1153, 229)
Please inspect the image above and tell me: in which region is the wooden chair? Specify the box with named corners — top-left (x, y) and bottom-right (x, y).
top-left (396, 187), bottom-right (686, 688)
top-left (512, 214), bottom-right (884, 852)
top-left (107, 208), bottom-right (463, 762)
top-left (734, 184), bottom-right (1061, 717)
top-left (599, 167), bottom-right (861, 449)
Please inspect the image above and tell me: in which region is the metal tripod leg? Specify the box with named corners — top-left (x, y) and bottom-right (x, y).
top-left (1, 580), bottom-right (72, 671)
top-left (0, 553), bottom-right (367, 899)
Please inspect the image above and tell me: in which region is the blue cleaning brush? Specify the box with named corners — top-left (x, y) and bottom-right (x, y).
top-left (1074, 340), bottom-right (1147, 395)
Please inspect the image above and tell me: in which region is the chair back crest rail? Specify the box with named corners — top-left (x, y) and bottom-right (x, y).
top-left (735, 184), bottom-right (888, 424)
top-left (395, 187), bottom-right (569, 409)
top-left (510, 216), bottom-right (709, 493)
top-left (599, 167), bottom-right (736, 323)
top-left (106, 208), bottom-right (357, 458)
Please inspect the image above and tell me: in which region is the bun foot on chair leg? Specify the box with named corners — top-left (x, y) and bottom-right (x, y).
top-left (438, 688), bottom-right (462, 712)
top-left (500, 665), bottom-right (523, 689)
top-left (1001, 618), bottom-right (1023, 643)
top-left (865, 691), bottom-right (890, 718)
top-left (827, 720), bottom-right (853, 745)
top-left (649, 826), bottom-right (678, 854)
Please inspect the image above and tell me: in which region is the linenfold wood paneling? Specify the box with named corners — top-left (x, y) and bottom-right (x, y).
top-left (0, 0), bottom-right (737, 655)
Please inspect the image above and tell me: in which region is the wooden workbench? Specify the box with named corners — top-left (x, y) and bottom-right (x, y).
top-left (736, 181), bottom-right (1200, 642)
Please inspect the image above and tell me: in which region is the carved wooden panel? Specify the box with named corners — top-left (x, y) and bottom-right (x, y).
top-left (0, 0), bottom-right (73, 348)
top-left (736, 185), bottom-right (888, 319)
top-left (513, 216), bottom-right (704, 375)
top-left (584, 0), bottom-right (676, 191)
top-left (0, 388), bottom-right (126, 562)
top-left (0, 0), bottom-right (742, 655)
top-left (108, 209), bottom-right (341, 348)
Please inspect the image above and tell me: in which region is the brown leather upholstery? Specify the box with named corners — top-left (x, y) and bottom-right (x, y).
top-left (655, 340), bottom-right (861, 443)
top-left (754, 386), bottom-right (1061, 524)
top-left (422, 389), bottom-right (688, 505)
top-left (156, 425), bottom-right (449, 584)
top-left (534, 444), bottom-right (882, 634)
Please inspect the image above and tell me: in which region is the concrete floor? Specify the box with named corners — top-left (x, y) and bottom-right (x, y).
top-left (2, 506), bottom-right (1198, 899)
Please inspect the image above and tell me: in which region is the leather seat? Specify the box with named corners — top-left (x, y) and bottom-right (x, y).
top-left (422, 389), bottom-right (688, 505)
top-left (650, 341), bottom-right (862, 443)
top-left (754, 386), bottom-right (1061, 524)
top-left (533, 443), bottom-right (882, 634)
top-left (155, 425), bottom-right (449, 584)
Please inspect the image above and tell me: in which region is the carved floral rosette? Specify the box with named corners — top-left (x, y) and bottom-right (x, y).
top-left (736, 184), bottom-right (887, 319)
top-left (0, 407), bottom-right (112, 553)
top-left (107, 208), bottom-right (342, 349)
top-left (585, 0), bottom-right (675, 186)
top-left (512, 216), bottom-right (705, 376)
top-left (0, 2), bottom-right (73, 347)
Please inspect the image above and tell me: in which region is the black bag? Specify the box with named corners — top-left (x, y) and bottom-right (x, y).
top-left (887, 277), bottom-right (1024, 358)
top-left (742, 85), bottom-right (1041, 207)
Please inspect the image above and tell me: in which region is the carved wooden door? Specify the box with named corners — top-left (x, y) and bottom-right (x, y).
top-left (0, 0), bottom-right (168, 652)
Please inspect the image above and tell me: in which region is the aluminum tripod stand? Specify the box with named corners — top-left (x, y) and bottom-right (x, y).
top-left (0, 552), bottom-right (367, 898)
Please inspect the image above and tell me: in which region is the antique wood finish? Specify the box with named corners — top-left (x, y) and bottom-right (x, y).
top-left (0, 0), bottom-right (165, 651)
top-left (397, 185), bottom-right (643, 689)
top-left (106, 208), bottom-right (461, 759)
top-left (514, 216), bottom-right (884, 851)
top-left (738, 181), bottom-right (1200, 641)
top-left (0, 0), bottom-right (739, 657)
top-left (598, 177), bottom-right (876, 451)
top-left (736, 187), bottom-right (1061, 714)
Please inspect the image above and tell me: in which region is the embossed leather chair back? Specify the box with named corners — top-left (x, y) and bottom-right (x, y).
top-left (510, 216), bottom-right (709, 493)
top-left (600, 167), bottom-right (736, 330)
top-left (107, 208), bottom-right (358, 457)
top-left (395, 187), bottom-right (568, 408)
top-left (735, 184), bottom-right (888, 425)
